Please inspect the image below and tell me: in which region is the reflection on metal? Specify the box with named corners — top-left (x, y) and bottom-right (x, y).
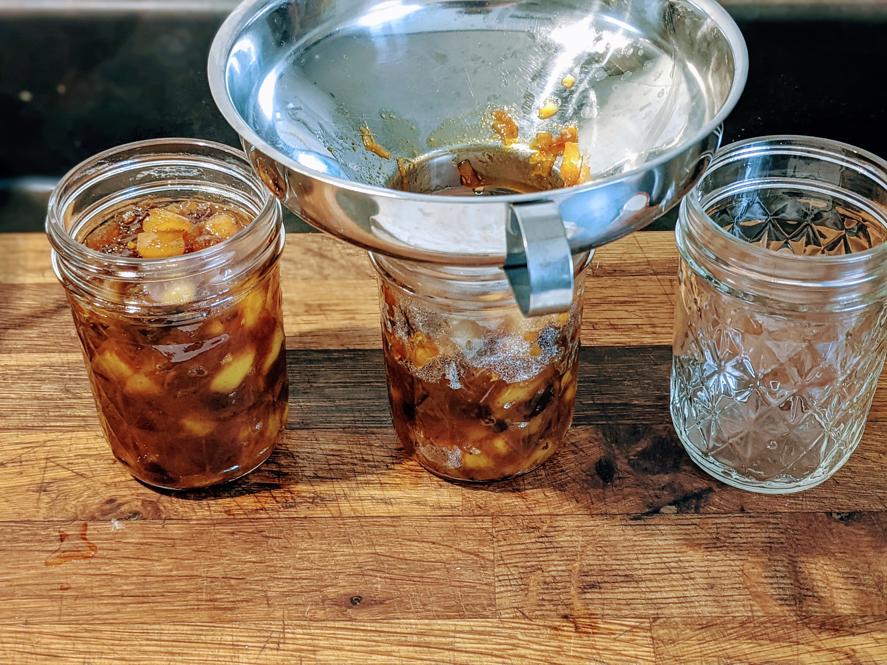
top-left (505, 201), bottom-right (575, 316)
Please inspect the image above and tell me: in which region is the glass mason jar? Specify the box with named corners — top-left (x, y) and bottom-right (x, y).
top-left (671, 136), bottom-right (887, 493)
top-left (46, 139), bottom-right (289, 490)
top-left (372, 252), bottom-right (590, 482)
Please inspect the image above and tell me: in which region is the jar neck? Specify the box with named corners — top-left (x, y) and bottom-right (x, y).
top-left (47, 139), bottom-right (283, 310)
top-left (677, 136), bottom-right (887, 310)
top-left (370, 251), bottom-right (592, 311)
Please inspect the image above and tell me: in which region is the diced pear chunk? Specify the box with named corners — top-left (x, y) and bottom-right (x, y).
top-left (181, 416), bottom-right (216, 437)
top-left (158, 281), bottom-right (196, 306)
top-left (262, 326), bottom-right (285, 373)
top-left (205, 212), bottom-right (241, 239)
top-left (558, 126), bottom-right (579, 145)
top-left (461, 450), bottom-right (493, 472)
top-left (408, 333), bottom-right (439, 368)
top-left (136, 231), bottom-right (185, 259)
top-left (528, 150), bottom-right (555, 178)
top-left (563, 379), bottom-right (578, 404)
top-left (124, 373), bottom-right (160, 396)
top-left (240, 288), bottom-right (266, 328)
top-left (462, 422), bottom-right (492, 444)
top-left (528, 415), bottom-right (547, 435)
top-left (210, 349), bottom-right (255, 393)
top-left (491, 436), bottom-right (513, 456)
top-left (143, 208), bottom-right (193, 234)
top-left (494, 384), bottom-right (527, 410)
top-left (491, 109), bottom-right (519, 146)
top-left (493, 375), bottom-right (547, 411)
top-left (94, 350), bottom-right (133, 381)
top-left (164, 200), bottom-right (199, 216)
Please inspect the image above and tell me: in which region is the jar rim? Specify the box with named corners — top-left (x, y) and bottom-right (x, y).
top-left (684, 134), bottom-right (887, 267)
top-left (370, 250), bottom-right (593, 310)
top-left (46, 137), bottom-right (280, 277)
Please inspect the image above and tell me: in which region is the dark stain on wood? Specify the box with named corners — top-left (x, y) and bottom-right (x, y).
top-left (593, 457), bottom-right (617, 485)
top-left (628, 434), bottom-right (686, 476)
top-left (671, 488), bottom-right (714, 513)
top-left (634, 488), bottom-right (715, 519)
top-left (827, 511), bottom-right (861, 524)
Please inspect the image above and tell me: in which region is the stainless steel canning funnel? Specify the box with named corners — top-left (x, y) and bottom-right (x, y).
top-left (209, 0), bottom-right (747, 314)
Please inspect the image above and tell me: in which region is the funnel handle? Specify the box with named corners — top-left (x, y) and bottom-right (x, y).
top-left (504, 201), bottom-right (575, 317)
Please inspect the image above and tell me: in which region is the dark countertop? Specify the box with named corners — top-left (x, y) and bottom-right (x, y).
top-left (1, 4), bottom-right (886, 231)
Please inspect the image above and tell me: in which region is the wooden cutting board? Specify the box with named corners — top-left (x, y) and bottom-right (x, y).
top-left (0, 232), bottom-right (884, 664)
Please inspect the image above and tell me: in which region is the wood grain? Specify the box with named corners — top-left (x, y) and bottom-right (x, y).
top-left (0, 620), bottom-right (656, 664)
top-left (494, 513), bottom-right (887, 619)
top-left (3, 514), bottom-right (884, 628)
top-left (651, 617), bottom-right (887, 664)
top-left (2, 423), bottom-right (886, 522)
top-left (2, 231), bottom-right (886, 663)
top-left (2, 518), bottom-right (494, 623)
top-left (0, 235), bottom-right (58, 284)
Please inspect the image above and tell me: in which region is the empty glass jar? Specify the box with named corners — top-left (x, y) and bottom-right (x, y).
top-left (373, 253), bottom-right (590, 482)
top-left (671, 136), bottom-right (887, 493)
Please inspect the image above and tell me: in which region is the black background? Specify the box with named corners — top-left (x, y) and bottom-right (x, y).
top-left (1, 6), bottom-right (885, 230)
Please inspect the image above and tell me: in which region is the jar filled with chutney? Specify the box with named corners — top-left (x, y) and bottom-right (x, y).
top-left (47, 139), bottom-right (289, 490)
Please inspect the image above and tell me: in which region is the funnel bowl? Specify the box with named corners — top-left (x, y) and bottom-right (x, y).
top-left (209, 0), bottom-right (747, 267)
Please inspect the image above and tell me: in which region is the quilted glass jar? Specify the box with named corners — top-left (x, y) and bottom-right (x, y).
top-left (671, 136), bottom-right (887, 493)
